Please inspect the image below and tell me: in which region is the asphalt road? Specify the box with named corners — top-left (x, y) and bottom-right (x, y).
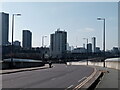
top-left (2, 64), bottom-right (94, 89)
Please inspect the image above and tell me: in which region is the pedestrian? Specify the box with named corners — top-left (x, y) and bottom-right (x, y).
top-left (49, 61), bottom-right (52, 68)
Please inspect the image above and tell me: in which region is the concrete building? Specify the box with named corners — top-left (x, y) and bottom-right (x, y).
top-left (13, 40), bottom-right (21, 47)
top-left (50, 28), bottom-right (67, 58)
top-left (83, 44), bottom-right (85, 48)
top-left (50, 33), bottom-right (55, 56)
top-left (96, 47), bottom-right (101, 53)
top-left (111, 47), bottom-right (119, 54)
top-left (72, 47), bottom-right (87, 53)
top-left (0, 12), bottom-right (9, 46)
top-left (67, 43), bottom-right (71, 51)
top-left (92, 37), bottom-right (96, 53)
top-left (71, 46), bottom-right (74, 51)
top-left (22, 30), bottom-right (32, 49)
top-left (87, 43), bottom-right (92, 53)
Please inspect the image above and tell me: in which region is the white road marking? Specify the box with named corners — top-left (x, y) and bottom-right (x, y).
top-left (67, 85), bottom-right (73, 88)
top-left (51, 78), bottom-right (56, 80)
top-left (78, 77), bottom-right (87, 82)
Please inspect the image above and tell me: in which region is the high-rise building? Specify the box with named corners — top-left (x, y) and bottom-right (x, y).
top-left (13, 40), bottom-right (21, 47)
top-left (83, 43), bottom-right (85, 48)
top-left (87, 43), bottom-right (92, 53)
top-left (50, 28), bottom-right (67, 58)
top-left (22, 30), bottom-right (32, 49)
top-left (50, 33), bottom-right (54, 56)
top-left (0, 12), bottom-right (9, 46)
top-left (92, 37), bottom-right (96, 53)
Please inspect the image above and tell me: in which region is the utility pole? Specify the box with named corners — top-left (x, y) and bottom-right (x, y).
top-left (11, 13), bottom-right (21, 68)
top-left (83, 38), bottom-right (88, 65)
top-left (97, 17), bottom-right (106, 67)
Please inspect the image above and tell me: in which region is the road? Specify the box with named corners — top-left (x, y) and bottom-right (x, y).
top-left (2, 64), bottom-right (94, 89)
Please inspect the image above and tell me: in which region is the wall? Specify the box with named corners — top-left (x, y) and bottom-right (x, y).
top-left (67, 60), bottom-right (120, 70)
top-left (1, 61), bottom-right (45, 69)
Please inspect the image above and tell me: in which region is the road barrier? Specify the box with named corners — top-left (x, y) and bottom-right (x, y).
top-left (67, 58), bottom-right (120, 70)
top-left (0, 59), bottom-right (45, 69)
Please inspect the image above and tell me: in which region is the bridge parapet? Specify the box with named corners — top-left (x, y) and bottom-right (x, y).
top-left (0, 59), bottom-right (45, 69)
top-left (67, 58), bottom-right (120, 70)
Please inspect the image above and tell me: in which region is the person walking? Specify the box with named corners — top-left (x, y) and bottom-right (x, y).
top-left (49, 61), bottom-right (52, 68)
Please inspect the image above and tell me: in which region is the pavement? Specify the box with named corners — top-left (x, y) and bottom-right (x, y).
top-left (73, 65), bottom-right (120, 89)
top-left (2, 64), bottom-right (94, 89)
top-left (0, 64), bottom-right (49, 74)
top-left (67, 61), bottom-right (120, 89)
top-left (95, 66), bottom-right (120, 89)
top-left (1, 64), bottom-right (119, 89)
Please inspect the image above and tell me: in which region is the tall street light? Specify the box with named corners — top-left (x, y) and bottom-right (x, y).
top-left (41, 35), bottom-right (47, 63)
top-left (11, 13), bottom-right (21, 68)
top-left (42, 36), bottom-right (47, 47)
top-left (83, 38), bottom-right (88, 45)
top-left (83, 38), bottom-right (88, 65)
top-left (97, 17), bottom-right (106, 67)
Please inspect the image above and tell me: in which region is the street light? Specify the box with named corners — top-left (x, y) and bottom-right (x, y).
top-left (83, 38), bottom-right (88, 45)
top-left (97, 17), bottom-right (106, 67)
top-left (11, 13), bottom-right (21, 68)
top-left (42, 36), bottom-right (47, 47)
top-left (12, 14), bottom-right (21, 46)
top-left (41, 36), bottom-right (47, 63)
top-left (83, 38), bottom-right (88, 65)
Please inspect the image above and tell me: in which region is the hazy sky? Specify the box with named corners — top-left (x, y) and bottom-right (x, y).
top-left (1, 2), bottom-right (118, 50)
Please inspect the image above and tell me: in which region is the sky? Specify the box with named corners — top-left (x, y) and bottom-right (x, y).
top-left (1, 2), bottom-right (118, 50)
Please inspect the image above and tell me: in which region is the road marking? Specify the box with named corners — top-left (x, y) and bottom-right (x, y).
top-left (78, 77), bottom-right (87, 82)
top-left (51, 78), bottom-right (56, 80)
top-left (19, 88), bottom-right (26, 90)
top-left (67, 85), bottom-right (73, 88)
top-left (74, 67), bottom-right (97, 89)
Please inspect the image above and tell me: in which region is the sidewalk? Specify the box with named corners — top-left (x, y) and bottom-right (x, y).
top-left (94, 66), bottom-right (119, 89)
top-left (0, 64), bottom-right (49, 74)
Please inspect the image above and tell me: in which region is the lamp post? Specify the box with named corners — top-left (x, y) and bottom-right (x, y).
top-left (42, 36), bottom-right (47, 47)
top-left (83, 38), bottom-right (88, 65)
top-left (41, 36), bottom-right (47, 63)
top-left (11, 13), bottom-right (21, 68)
top-left (97, 17), bottom-right (106, 67)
